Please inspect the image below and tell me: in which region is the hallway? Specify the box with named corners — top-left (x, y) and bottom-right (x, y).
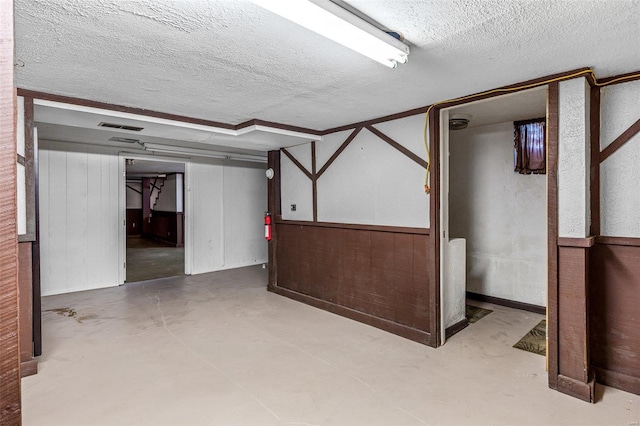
top-left (125, 236), bottom-right (184, 283)
top-left (22, 266), bottom-right (640, 425)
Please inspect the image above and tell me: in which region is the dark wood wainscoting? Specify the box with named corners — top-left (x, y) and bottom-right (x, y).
top-left (146, 211), bottom-right (184, 247)
top-left (18, 242), bottom-right (37, 377)
top-left (126, 209), bottom-right (143, 236)
top-left (590, 240), bottom-right (640, 395)
top-left (271, 222), bottom-right (433, 346)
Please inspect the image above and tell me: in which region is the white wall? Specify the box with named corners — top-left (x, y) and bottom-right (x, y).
top-left (39, 142), bottom-right (121, 296)
top-left (126, 181), bottom-right (142, 209)
top-left (17, 96), bottom-right (27, 235)
top-left (281, 114), bottom-right (430, 228)
top-left (188, 159), bottom-right (267, 273)
top-left (558, 77), bottom-right (590, 238)
top-left (600, 79), bottom-right (640, 237)
top-left (449, 122), bottom-right (547, 306)
top-left (40, 141), bottom-right (268, 295)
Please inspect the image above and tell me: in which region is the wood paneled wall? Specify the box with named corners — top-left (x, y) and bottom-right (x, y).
top-left (590, 241), bottom-right (640, 395)
top-left (272, 222), bottom-right (433, 345)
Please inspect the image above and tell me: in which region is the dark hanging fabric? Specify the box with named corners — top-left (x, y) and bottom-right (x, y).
top-left (514, 118), bottom-right (546, 174)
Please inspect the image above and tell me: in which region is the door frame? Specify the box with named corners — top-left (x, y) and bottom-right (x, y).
top-left (118, 153), bottom-right (191, 283)
top-left (429, 82), bottom-right (559, 378)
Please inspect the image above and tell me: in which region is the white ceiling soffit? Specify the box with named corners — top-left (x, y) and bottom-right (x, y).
top-left (448, 87), bottom-right (547, 129)
top-left (34, 100), bottom-right (320, 153)
top-left (15, 0), bottom-right (640, 130)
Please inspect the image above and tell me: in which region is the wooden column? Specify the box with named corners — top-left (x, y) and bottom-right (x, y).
top-left (267, 150), bottom-right (281, 290)
top-left (141, 177), bottom-right (152, 237)
top-left (0, 0), bottom-right (22, 421)
top-left (427, 107), bottom-right (441, 348)
top-left (18, 243), bottom-right (37, 377)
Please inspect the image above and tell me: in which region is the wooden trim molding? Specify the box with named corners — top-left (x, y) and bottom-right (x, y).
top-left (597, 70), bottom-right (640, 85)
top-left (275, 219), bottom-right (429, 235)
top-left (428, 107), bottom-right (441, 347)
top-left (316, 127), bottom-right (362, 179)
top-left (311, 141), bottom-right (318, 222)
top-left (557, 375), bottom-right (595, 403)
top-left (595, 236), bottom-right (640, 247)
top-left (321, 106), bottom-right (429, 135)
top-left (445, 318), bottom-right (469, 339)
top-left (281, 148), bottom-right (312, 180)
top-left (269, 286), bottom-right (433, 345)
top-left (267, 150), bottom-right (281, 290)
top-left (590, 87), bottom-right (601, 236)
top-left (466, 292), bottom-right (546, 315)
top-left (16, 154), bottom-right (25, 165)
top-left (557, 237), bottom-right (595, 248)
top-left (547, 81), bottom-right (560, 391)
top-left (599, 117), bottom-right (640, 163)
top-left (595, 368), bottom-right (640, 396)
top-left (366, 125), bottom-right (428, 169)
top-left (0, 0), bottom-right (22, 420)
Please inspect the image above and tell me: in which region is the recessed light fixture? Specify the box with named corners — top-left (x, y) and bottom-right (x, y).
top-left (252, 0), bottom-right (410, 68)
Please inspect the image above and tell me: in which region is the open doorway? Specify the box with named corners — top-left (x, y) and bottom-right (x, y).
top-left (440, 87), bottom-right (548, 349)
top-left (125, 158), bottom-right (185, 283)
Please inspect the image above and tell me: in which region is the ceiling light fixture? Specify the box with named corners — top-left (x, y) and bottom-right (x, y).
top-left (142, 143), bottom-right (267, 163)
top-left (252, 0), bottom-right (409, 68)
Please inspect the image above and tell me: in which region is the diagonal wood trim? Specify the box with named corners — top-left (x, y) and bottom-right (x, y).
top-left (366, 125), bottom-right (428, 169)
top-left (281, 148), bottom-right (312, 180)
top-left (322, 106), bottom-right (429, 135)
top-left (316, 127), bottom-right (362, 179)
top-left (599, 117), bottom-right (640, 163)
top-left (16, 154), bottom-right (25, 166)
top-left (595, 236), bottom-right (640, 247)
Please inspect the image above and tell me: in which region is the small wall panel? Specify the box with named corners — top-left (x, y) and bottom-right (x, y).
top-left (275, 223), bottom-right (431, 344)
top-left (590, 243), bottom-right (640, 394)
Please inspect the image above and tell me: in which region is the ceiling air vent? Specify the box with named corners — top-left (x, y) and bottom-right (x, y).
top-left (108, 136), bottom-right (140, 143)
top-left (99, 122), bottom-right (144, 132)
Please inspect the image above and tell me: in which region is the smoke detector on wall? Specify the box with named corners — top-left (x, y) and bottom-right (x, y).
top-left (449, 113), bottom-right (472, 130)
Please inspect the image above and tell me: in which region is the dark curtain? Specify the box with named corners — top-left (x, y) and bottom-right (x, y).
top-left (514, 118), bottom-right (546, 174)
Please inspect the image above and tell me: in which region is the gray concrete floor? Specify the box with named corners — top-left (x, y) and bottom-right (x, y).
top-left (126, 236), bottom-right (184, 283)
top-left (22, 266), bottom-right (640, 425)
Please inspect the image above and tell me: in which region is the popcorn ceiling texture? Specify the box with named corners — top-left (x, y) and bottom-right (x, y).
top-left (14, 0), bottom-right (640, 129)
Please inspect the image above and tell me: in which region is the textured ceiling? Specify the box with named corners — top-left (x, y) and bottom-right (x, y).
top-left (15, 0), bottom-right (640, 131)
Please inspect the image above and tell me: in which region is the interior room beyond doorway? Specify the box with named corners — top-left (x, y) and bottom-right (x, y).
top-left (125, 159), bottom-right (185, 283)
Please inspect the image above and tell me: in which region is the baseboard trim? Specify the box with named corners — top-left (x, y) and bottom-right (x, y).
top-left (557, 374), bottom-right (595, 402)
top-left (466, 292), bottom-right (546, 315)
top-left (269, 286), bottom-right (434, 347)
top-left (20, 359), bottom-right (38, 378)
top-left (445, 318), bottom-right (469, 339)
top-left (595, 367), bottom-right (640, 396)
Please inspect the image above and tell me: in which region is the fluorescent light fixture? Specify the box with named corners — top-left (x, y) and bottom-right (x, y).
top-left (252, 0), bottom-right (409, 68)
top-left (142, 143), bottom-right (267, 163)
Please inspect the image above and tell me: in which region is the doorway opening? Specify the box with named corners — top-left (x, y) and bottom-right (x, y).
top-left (125, 158), bottom-right (185, 283)
top-left (440, 87), bottom-right (548, 353)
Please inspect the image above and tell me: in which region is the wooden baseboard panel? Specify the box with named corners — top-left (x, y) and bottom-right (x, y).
top-left (466, 292), bottom-right (546, 315)
top-left (445, 318), bottom-right (469, 339)
top-left (595, 368), bottom-right (640, 396)
top-left (269, 286), bottom-right (434, 347)
top-left (557, 375), bottom-right (595, 403)
top-left (20, 359), bottom-right (37, 378)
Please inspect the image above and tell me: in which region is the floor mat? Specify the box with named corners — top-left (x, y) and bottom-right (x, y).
top-left (513, 319), bottom-right (546, 356)
top-left (466, 305), bottom-right (493, 324)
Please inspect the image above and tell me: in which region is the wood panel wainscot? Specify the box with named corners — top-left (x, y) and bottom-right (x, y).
top-left (271, 221), bottom-right (433, 346)
top-left (590, 239), bottom-right (640, 395)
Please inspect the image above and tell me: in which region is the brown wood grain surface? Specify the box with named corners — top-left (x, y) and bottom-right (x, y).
top-left (0, 0), bottom-right (22, 421)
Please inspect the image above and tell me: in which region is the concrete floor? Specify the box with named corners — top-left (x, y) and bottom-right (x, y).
top-left (126, 236), bottom-right (184, 283)
top-left (22, 266), bottom-right (640, 425)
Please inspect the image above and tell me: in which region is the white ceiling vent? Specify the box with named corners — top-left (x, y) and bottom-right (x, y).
top-left (449, 113), bottom-right (472, 130)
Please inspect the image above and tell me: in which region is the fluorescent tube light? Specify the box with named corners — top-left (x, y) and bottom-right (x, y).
top-left (142, 143), bottom-right (267, 163)
top-left (252, 0), bottom-right (409, 68)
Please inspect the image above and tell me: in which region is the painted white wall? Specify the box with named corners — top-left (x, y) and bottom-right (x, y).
top-left (600, 79), bottom-right (640, 237)
top-left (39, 142), bottom-right (120, 296)
top-left (449, 122), bottom-right (547, 306)
top-left (188, 159), bottom-right (267, 273)
top-left (17, 96), bottom-right (26, 235)
top-left (40, 141), bottom-right (267, 295)
top-left (281, 114), bottom-right (430, 227)
top-left (558, 77), bottom-right (590, 238)
top-left (154, 174), bottom-right (180, 212)
top-left (126, 182), bottom-right (142, 209)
